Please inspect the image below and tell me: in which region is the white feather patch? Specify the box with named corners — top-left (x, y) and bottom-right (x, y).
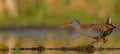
top-left (108, 16), bottom-right (112, 24)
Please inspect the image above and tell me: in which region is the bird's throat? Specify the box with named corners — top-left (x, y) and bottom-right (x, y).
top-left (73, 24), bottom-right (81, 32)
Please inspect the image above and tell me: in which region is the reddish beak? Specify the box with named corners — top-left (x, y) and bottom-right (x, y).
top-left (61, 23), bottom-right (71, 28)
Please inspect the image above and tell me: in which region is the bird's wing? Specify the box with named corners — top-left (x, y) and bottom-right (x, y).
top-left (81, 24), bottom-right (114, 32)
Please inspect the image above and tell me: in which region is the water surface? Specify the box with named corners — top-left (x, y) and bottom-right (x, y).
top-left (0, 28), bottom-right (120, 54)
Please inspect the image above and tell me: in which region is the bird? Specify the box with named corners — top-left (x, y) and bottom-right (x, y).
top-left (61, 16), bottom-right (116, 49)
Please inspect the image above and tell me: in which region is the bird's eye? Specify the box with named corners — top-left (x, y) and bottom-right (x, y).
top-left (70, 21), bottom-right (73, 24)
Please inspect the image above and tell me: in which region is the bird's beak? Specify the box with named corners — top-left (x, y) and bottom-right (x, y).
top-left (61, 23), bottom-right (71, 28)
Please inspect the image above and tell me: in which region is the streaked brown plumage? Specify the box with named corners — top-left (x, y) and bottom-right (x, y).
top-left (61, 16), bottom-right (116, 48)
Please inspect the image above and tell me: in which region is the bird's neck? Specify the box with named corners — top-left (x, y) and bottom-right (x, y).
top-left (73, 24), bottom-right (87, 36)
top-left (73, 24), bottom-right (81, 32)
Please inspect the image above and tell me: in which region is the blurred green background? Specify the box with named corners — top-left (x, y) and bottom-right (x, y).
top-left (0, 0), bottom-right (120, 27)
top-left (0, 0), bottom-right (120, 54)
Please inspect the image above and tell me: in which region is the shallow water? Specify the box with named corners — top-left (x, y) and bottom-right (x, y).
top-left (0, 28), bottom-right (120, 54)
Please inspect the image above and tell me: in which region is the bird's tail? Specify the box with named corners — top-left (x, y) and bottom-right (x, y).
top-left (106, 16), bottom-right (116, 29)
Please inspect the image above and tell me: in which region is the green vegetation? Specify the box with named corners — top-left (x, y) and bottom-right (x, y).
top-left (0, 0), bottom-right (119, 27)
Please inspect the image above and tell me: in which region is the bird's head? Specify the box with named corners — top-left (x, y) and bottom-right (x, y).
top-left (61, 19), bottom-right (80, 28)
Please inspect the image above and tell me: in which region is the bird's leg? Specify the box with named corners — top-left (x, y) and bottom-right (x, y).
top-left (103, 38), bottom-right (108, 44)
top-left (102, 38), bottom-right (108, 46)
top-left (97, 38), bottom-right (108, 50)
